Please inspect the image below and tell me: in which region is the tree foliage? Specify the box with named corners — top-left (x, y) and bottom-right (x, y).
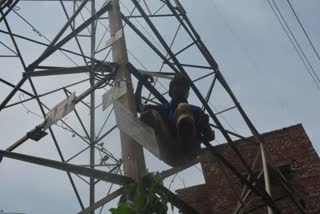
top-left (110, 174), bottom-right (169, 214)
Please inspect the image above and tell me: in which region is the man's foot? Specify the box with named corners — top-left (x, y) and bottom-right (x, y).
top-left (176, 114), bottom-right (196, 144)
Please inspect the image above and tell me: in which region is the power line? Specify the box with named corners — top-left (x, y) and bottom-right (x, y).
top-left (266, 0), bottom-right (320, 89)
top-left (11, 9), bottom-right (79, 66)
top-left (286, 0), bottom-right (320, 64)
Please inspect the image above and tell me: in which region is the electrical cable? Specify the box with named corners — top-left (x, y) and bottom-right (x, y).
top-left (286, 0), bottom-right (320, 64)
top-left (266, 0), bottom-right (320, 89)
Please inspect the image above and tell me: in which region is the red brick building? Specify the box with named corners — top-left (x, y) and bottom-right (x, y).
top-left (177, 124), bottom-right (320, 213)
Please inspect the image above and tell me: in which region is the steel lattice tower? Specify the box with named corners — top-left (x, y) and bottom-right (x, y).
top-left (0, 0), bottom-right (305, 213)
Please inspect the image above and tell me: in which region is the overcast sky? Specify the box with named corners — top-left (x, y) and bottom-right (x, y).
top-left (0, 0), bottom-right (319, 213)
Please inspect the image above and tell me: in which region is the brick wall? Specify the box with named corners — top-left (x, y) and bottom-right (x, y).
top-left (177, 124), bottom-right (320, 213)
top-left (176, 184), bottom-right (211, 214)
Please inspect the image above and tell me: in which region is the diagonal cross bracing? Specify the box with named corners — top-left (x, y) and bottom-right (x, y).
top-left (127, 0), bottom-right (280, 212)
top-left (0, 150), bottom-right (133, 185)
top-left (26, 0), bottom-right (112, 72)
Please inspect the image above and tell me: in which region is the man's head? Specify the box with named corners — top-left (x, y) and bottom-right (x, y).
top-left (169, 74), bottom-right (190, 99)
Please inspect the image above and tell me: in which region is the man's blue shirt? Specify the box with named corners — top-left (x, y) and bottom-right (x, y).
top-left (145, 101), bottom-right (202, 139)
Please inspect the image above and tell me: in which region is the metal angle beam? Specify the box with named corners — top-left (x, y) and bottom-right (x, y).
top-left (127, 63), bottom-right (168, 104)
top-left (59, 0), bottom-right (89, 66)
top-left (66, 145), bottom-right (90, 163)
top-left (215, 106), bottom-right (237, 116)
top-left (138, 69), bottom-right (174, 80)
top-left (153, 182), bottom-right (199, 214)
top-left (0, 150), bottom-right (133, 185)
top-left (1, 11), bottom-right (86, 209)
top-left (122, 10), bottom-right (252, 161)
top-left (2, 72), bottom-right (115, 154)
top-left (122, 15), bottom-right (237, 162)
top-left (0, 24), bottom-right (95, 111)
top-left (233, 170), bottom-right (264, 214)
top-left (202, 75), bottom-right (217, 111)
top-left (65, 88), bottom-right (91, 109)
top-left (167, 2), bottom-right (303, 211)
top-left (165, 62), bottom-right (213, 70)
top-left (202, 141), bottom-right (279, 213)
top-left (122, 6), bottom-right (252, 168)
top-left (77, 187), bottom-right (124, 214)
top-left (23, 63), bottom-right (114, 78)
top-left (3, 78), bottom-right (88, 110)
top-left (95, 125), bottom-right (117, 143)
top-left (264, 149), bottom-right (306, 213)
top-left (41, 102), bottom-right (86, 210)
top-left (0, 78), bottom-right (34, 98)
top-left (159, 157), bottom-right (200, 179)
top-left (38, 0), bottom-right (91, 58)
top-left (210, 124), bottom-right (246, 140)
top-left (167, 41), bottom-right (196, 60)
top-left (100, 14), bottom-right (177, 19)
top-left (0, 41), bottom-right (18, 55)
top-left (0, 55), bottom-right (18, 57)
top-left (63, 89), bottom-right (90, 140)
top-left (127, 1), bottom-right (279, 212)
top-left (21, 0), bottom-right (87, 1)
top-left (26, 1), bottom-right (112, 72)
top-left (23, 66), bottom-right (91, 77)
top-left (89, 0), bottom-right (97, 209)
top-left (0, 30), bottom-right (96, 62)
top-left (0, 78), bottom-right (27, 112)
top-left (163, 0), bottom-right (257, 157)
top-left (192, 72), bottom-right (215, 82)
top-left (0, 13), bottom-right (29, 111)
top-left (166, 0), bottom-right (269, 157)
top-left (126, 0), bottom-right (250, 171)
top-left (0, 1), bottom-right (20, 24)
top-left (141, 174), bottom-right (199, 214)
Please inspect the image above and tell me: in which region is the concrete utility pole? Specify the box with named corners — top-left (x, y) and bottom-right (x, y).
top-left (108, 0), bottom-right (147, 179)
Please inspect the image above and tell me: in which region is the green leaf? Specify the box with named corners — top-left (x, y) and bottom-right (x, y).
top-left (100, 155), bottom-right (109, 164)
top-left (124, 182), bottom-right (138, 193)
top-left (136, 195), bottom-right (145, 209)
top-left (110, 203), bottom-right (135, 214)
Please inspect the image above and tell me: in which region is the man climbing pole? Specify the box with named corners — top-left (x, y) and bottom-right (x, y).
top-left (135, 73), bottom-right (215, 166)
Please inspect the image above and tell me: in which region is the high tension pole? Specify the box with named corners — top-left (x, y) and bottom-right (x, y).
top-left (108, 0), bottom-right (147, 179)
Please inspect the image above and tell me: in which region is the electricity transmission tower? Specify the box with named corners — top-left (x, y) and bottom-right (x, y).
top-left (0, 0), bottom-right (306, 213)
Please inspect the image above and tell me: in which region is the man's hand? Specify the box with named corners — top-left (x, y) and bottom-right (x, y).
top-left (135, 74), bottom-right (154, 113)
top-left (198, 112), bottom-right (215, 142)
top-left (204, 128), bottom-right (215, 142)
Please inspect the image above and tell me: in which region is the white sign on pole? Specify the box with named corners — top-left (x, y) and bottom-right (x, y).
top-left (44, 93), bottom-right (76, 130)
top-left (113, 100), bottom-right (160, 159)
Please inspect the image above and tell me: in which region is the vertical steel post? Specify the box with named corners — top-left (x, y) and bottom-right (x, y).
top-left (108, 0), bottom-right (146, 179)
top-left (261, 143), bottom-right (273, 214)
top-left (90, 0), bottom-right (96, 212)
